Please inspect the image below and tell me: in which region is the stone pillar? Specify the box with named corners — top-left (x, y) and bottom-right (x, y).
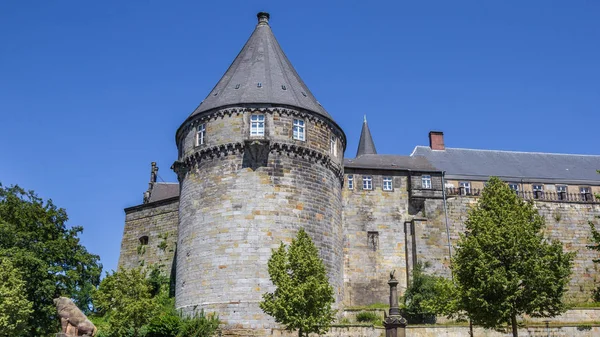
top-left (383, 270), bottom-right (407, 337)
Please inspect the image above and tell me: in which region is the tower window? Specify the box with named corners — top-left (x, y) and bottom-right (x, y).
top-left (330, 135), bottom-right (337, 157)
top-left (348, 175), bottom-right (354, 190)
top-left (293, 119), bottom-right (305, 141)
top-left (363, 176), bottom-right (372, 190)
top-left (139, 236), bottom-right (149, 246)
top-left (250, 114), bottom-right (265, 136)
top-left (195, 123), bottom-right (206, 146)
top-left (383, 177), bottom-right (393, 191)
top-left (421, 175), bottom-right (432, 189)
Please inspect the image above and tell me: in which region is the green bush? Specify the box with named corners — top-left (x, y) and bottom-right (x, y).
top-left (355, 311), bottom-right (380, 325)
top-left (145, 312), bottom-right (181, 337)
top-left (177, 310), bottom-right (220, 337)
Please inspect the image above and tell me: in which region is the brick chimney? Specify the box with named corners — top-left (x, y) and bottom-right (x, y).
top-left (429, 131), bottom-right (445, 150)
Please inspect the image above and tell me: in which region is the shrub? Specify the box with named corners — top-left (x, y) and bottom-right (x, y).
top-left (355, 311), bottom-right (380, 325)
top-left (177, 310), bottom-right (220, 337)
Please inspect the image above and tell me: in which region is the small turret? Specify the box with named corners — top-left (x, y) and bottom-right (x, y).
top-left (356, 115), bottom-right (377, 157)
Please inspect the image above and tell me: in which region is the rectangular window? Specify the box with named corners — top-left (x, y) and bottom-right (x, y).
top-left (508, 183), bottom-right (519, 194)
top-left (195, 123), bottom-right (206, 146)
top-left (250, 114), bottom-right (265, 136)
top-left (459, 181), bottom-right (471, 195)
top-left (383, 177), bottom-right (393, 191)
top-left (532, 184), bottom-right (544, 199)
top-left (330, 135), bottom-right (337, 157)
top-left (293, 119), bottom-right (305, 141)
top-left (348, 175), bottom-right (354, 190)
top-left (367, 231), bottom-right (379, 251)
top-left (363, 176), bottom-right (372, 190)
top-left (421, 175), bottom-right (432, 189)
top-left (556, 185), bottom-right (567, 200)
top-left (580, 186), bottom-right (592, 201)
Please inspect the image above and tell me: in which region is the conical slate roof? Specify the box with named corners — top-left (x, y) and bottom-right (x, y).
top-left (189, 13), bottom-right (330, 119)
top-left (356, 116), bottom-right (377, 157)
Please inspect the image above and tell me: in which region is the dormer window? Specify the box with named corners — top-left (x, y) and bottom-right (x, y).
top-left (293, 119), bottom-right (305, 141)
top-left (250, 114), bottom-right (265, 136)
top-left (195, 123), bottom-right (206, 146)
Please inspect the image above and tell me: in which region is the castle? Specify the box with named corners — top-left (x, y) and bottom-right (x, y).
top-left (118, 12), bottom-right (600, 333)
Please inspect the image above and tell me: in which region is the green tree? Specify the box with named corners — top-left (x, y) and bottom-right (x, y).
top-left (453, 177), bottom-right (574, 337)
top-left (402, 263), bottom-right (446, 324)
top-left (260, 228), bottom-right (336, 337)
top-left (0, 257), bottom-right (33, 337)
top-left (586, 170), bottom-right (600, 301)
top-left (0, 184), bottom-right (102, 335)
top-left (93, 268), bottom-right (157, 337)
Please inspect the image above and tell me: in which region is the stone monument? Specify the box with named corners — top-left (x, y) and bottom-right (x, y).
top-left (383, 270), bottom-right (407, 337)
top-left (54, 297), bottom-right (97, 337)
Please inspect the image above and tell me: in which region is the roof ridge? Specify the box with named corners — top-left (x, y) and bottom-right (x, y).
top-left (414, 145), bottom-right (600, 157)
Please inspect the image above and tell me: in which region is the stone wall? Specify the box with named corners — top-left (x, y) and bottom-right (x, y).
top-left (118, 198), bottom-right (178, 273)
top-left (342, 170), bottom-right (410, 306)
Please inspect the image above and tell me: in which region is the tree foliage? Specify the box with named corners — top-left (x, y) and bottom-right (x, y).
top-left (260, 228), bottom-right (336, 337)
top-left (0, 257), bottom-right (33, 337)
top-left (0, 184), bottom-right (102, 335)
top-left (402, 263), bottom-right (447, 324)
top-left (93, 267), bottom-right (157, 337)
top-left (453, 177), bottom-right (574, 337)
top-left (586, 170), bottom-right (600, 301)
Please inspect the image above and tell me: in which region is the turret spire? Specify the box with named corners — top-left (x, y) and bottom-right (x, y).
top-left (356, 116), bottom-right (377, 157)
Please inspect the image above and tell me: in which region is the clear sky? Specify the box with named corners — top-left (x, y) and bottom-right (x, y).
top-left (0, 1), bottom-right (598, 274)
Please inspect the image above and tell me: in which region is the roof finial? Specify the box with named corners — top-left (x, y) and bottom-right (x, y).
top-left (364, 115), bottom-right (367, 123)
top-left (257, 12), bottom-right (270, 25)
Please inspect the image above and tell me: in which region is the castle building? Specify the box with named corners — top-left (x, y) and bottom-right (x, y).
top-left (118, 12), bottom-right (600, 334)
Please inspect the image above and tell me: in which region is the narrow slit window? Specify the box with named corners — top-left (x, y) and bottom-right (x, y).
top-left (330, 135), bottom-right (337, 156)
top-left (250, 114), bottom-right (265, 136)
top-left (293, 119), bottom-right (305, 141)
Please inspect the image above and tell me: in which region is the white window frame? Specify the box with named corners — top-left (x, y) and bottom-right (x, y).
top-left (580, 186), bottom-right (592, 201)
top-left (363, 176), bottom-right (372, 190)
top-left (330, 135), bottom-right (337, 157)
top-left (293, 119), bottom-right (305, 141)
top-left (556, 185), bottom-right (567, 200)
top-left (532, 184), bottom-right (544, 199)
top-left (195, 123), bottom-right (206, 146)
top-left (348, 175), bottom-right (354, 190)
top-left (383, 177), bottom-right (393, 191)
top-left (459, 181), bottom-right (471, 195)
top-left (508, 183), bottom-right (519, 192)
top-left (421, 175), bottom-right (432, 189)
top-left (250, 114), bottom-right (265, 136)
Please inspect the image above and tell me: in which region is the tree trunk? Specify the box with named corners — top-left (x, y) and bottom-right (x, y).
top-left (298, 328), bottom-right (302, 337)
top-left (511, 314), bottom-right (518, 337)
top-left (469, 319), bottom-right (473, 337)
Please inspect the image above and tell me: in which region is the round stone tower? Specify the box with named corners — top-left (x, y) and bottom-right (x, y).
top-left (173, 13), bottom-right (346, 331)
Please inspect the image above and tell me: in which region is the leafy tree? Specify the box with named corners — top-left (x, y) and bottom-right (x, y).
top-left (402, 263), bottom-right (444, 324)
top-left (586, 170), bottom-right (600, 301)
top-left (453, 177), bottom-right (574, 337)
top-left (0, 257), bottom-right (33, 337)
top-left (0, 184), bottom-right (102, 335)
top-left (260, 228), bottom-right (336, 337)
top-left (93, 267), bottom-right (157, 337)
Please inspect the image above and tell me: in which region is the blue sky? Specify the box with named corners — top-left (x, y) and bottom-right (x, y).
top-left (0, 1), bottom-right (598, 274)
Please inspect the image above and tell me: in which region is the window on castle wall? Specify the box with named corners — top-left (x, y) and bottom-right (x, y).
top-left (509, 183), bottom-right (520, 195)
top-left (293, 119), bottom-right (305, 141)
top-left (250, 114), bottom-right (265, 136)
top-left (532, 184), bottom-right (544, 199)
top-left (348, 175), bottom-right (354, 189)
top-left (363, 176), bottom-right (372, 190)
top-left (459, 181), bottom-right (471, 195)
top-left (195, 123), bottom-right (206, 146)
top-left (330, 135), bottom-right (337, 157)
top-left (557, 185), bottom-right (567, 200)
top-left (367, 231), bottom-right (379, 251)
top-left (580, 186), bottom-right (592, 201)
top-left (383, 177), bottom-right (393, 191)
top-left (421, 175), bottom-right (432, 189)
top-left (139, 236), bottom-right (149, 246)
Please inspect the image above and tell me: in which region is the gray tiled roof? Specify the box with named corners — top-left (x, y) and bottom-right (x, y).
top-left (148, 183), bottom-right (179, 203)
top-left (189, 13), bottom-right (330, 119)
top-left (356, 117), bottom-right (377, 157)
top-left (411, 146), bottom-right (600, 184)
top-left (344, 154), bottom-right (438, 172)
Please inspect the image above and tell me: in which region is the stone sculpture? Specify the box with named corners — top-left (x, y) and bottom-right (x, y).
top-left (54, 297), bottom-right (97, 337)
